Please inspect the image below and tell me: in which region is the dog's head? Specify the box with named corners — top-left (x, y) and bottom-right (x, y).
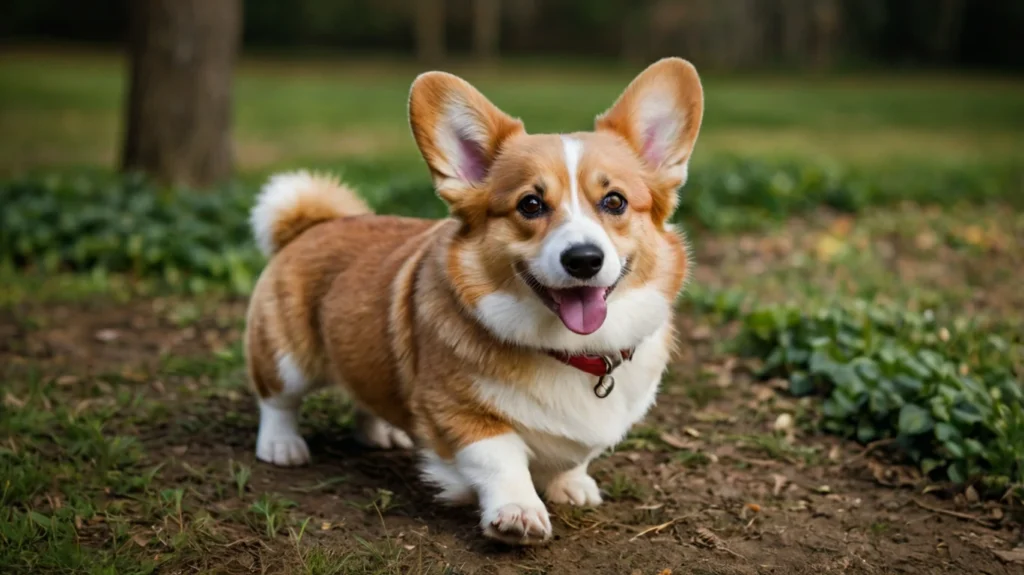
top-left (409, 58), bottom-right (702, 352)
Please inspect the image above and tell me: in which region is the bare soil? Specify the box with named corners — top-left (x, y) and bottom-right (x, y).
top-left (3, 293), bottom-right (1022, 575)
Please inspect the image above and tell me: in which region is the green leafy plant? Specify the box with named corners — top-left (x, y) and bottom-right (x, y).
top-left (3, 160), bottom-right (1020, 294)
top-left (739, 300), bottom-right (1024, 492)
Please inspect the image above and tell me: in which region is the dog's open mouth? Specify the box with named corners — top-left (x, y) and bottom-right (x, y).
top-left (515, 263), bottom-right (624, 335)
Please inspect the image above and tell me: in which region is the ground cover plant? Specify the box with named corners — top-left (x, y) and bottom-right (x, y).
top-left (2, 52), bottom-right (1023, 574)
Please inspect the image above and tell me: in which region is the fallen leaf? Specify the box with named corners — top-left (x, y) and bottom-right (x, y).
top-left (693, 527), bottom-right (723, 549)
top-left (659, 433), bottom-right (690, 450)
top-left (745, 502), bottom-right (761, 513)
top-left (828, 216), bottom-right (854, 238)
top-left (771, 474), bottom-right (788, 496)
top-left (132, 533), bottom-right (149, 547)
top-left (689, 325), bottom-right (711, 341)
top-left (814, 235), bottom-right (846, 262)
top-left (961, 225), bottom-right (985, 247)
top-left (993, 548), bottom-right (1024, 564)
top-left (56, 375), bottom-right (79, 386)
top-left (773, 413), bottom-right (794, 433)
top-left (684, 427), bottom-right (701, 438)
top-left (3, 392), bottom-right (25, 409)
top-left (170, 445), bottom-right (188, 456)
top-left (964, 485), bottom-right (979, 504)
top-left (915, 231), bottom-right (938, 251)
top-left (657, 570), bottom-right (672, 575)
top-left (94, 329), bottom-right (120, 343)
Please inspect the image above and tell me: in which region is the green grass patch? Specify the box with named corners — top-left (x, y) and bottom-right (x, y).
top-left (739, 301), bottom-right (1024, 494)
top-left (3, 52), bottom-right (1024, 174)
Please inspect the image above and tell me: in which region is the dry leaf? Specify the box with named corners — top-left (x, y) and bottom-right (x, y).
top-left (773, 413), bottom-right (794, 433)
top-left (684, 427), bottom-right (701, 438)
top-left (94, 329), bottom-right (120, 342)
top-left (132, 533), bottom-right (149, 547)
top-left (659, 433), bottom-right (690, 450)
top-left (689, 325), bottom-right (711, 341)
top-left (964, 485), bottom-right (979, 504)
top-left (694, 527), bottom-right (719, 548)
top-left (814, 235), bottom-right (846, 262)
top-left (657, 570), bottom-right (673, 575)
top-left (993, 548), bottom-right (1024, 564)
top-left (771, 474), bottom-right (788, 496)
top-left (3, 392), bottom-right (25, 409)
top-left (745, 503), bottom-right (761, 513)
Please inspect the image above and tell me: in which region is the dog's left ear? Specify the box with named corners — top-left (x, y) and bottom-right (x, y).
top-left (409, 71), bottom-right (525, 208)
top-left (596, 58), bottom-right (703, 219)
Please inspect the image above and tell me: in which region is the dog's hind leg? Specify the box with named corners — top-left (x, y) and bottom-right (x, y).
top-left (354, 408), bottom-right (415, 450)
top-left (247, 330), bottom-right (316, 466)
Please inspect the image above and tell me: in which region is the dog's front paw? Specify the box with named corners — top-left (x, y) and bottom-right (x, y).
top-left (481, 502), bottom-right (552, 545)
top-left (545, 469), bottom-right (602, 506)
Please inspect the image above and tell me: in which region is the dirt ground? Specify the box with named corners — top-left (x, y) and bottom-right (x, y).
top-left (4, 286), bottom-right (1022, 575)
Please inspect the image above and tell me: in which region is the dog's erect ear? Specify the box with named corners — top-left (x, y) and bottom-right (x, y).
top-left (596, 58), bottom-right (703, 192)
top-left (409, 72), bottom-right (524, 206)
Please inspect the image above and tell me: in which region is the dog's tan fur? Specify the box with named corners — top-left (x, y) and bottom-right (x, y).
top-left (245, 58), bottom-right (704, 543)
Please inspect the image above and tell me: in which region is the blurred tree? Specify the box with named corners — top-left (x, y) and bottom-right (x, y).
top-left (416, 0), bottom-right (446, 64)
top-left (121, 0), bottom-right (241, 187)
top-left (472, 0), bottom-right (501, 62)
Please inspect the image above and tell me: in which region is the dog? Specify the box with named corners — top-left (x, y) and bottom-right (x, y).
top-left (244, 57), bottom-right (703, 545)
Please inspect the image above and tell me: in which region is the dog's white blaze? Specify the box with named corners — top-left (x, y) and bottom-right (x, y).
top-left (561, 136), bottom-right (584, 217)
top-left (527, 136), bottom-right (621, 288)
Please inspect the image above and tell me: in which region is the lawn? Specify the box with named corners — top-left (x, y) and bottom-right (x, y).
top-left (3, 49), bottom-right (1024, 179)
top-left (1, 49), bottom-right (1023, 574)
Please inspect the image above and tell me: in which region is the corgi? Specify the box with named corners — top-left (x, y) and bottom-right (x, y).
top-left (244, 57), bottom-right (703, 545)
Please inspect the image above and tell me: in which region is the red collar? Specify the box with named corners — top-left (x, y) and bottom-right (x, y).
top-left (547, 348), bottom-right (635, 377)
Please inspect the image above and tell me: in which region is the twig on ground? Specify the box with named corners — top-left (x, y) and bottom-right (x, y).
top-left (911, 498), bottom-right (995, 527)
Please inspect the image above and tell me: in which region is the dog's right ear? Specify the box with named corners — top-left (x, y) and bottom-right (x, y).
top-left (409, 72), bottom-right (524, 207)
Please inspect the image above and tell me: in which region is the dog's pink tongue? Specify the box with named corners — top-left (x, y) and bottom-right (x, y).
top-left (550, 287), bottom-right (607, 335)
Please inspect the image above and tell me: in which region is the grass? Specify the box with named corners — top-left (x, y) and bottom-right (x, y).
top-left (2, 48), bottom-right (1023, 178)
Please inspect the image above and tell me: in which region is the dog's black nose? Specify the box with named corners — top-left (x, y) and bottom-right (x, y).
top-left (561, 244), bottom-right (604, 279)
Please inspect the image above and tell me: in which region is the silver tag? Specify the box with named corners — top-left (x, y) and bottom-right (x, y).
top-left (594, 375), bottom-right (615, 398)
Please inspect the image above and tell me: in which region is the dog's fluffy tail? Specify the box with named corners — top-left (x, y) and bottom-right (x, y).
top-left (250, 171), bottom-right (371, 257)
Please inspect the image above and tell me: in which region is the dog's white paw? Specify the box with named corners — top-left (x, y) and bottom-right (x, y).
top-left (481, 502), bottom-right (552, 545)
top-left (256, 432), bottom-right (310, 466)
top-left (545, 469), bottom-right (602, 506)
top-left (356, 414), bottom-right (414, 450)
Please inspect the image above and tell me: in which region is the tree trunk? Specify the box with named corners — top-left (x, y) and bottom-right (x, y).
top-left (416, 0), bottom-right (446, 65)
top-left (472, 0), bottom-right (500, 63)
top-left (121, 0), bottom-right (241, 188)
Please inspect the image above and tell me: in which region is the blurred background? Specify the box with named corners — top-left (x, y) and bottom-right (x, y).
top-left (1, 0), bottom-right (1022, 186)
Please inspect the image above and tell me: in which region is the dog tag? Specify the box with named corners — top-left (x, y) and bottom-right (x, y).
top-left (594, 375), bottom-right (615, 398)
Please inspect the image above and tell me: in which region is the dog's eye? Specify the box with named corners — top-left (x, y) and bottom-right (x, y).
top-left (600, 191), bottom-right (628, 215)
top-left (517, 194), bottom-right (547, 219)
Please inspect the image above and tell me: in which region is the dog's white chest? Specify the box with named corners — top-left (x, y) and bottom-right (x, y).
top-left (472, 325), bottom-right (671, 471)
